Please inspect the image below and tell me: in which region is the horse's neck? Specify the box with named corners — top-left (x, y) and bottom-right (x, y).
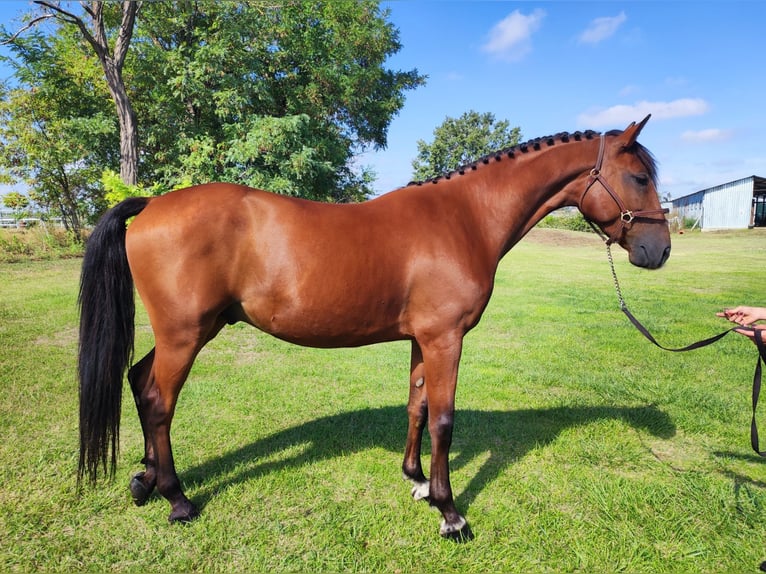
top-left (464, 140), bottom-right (598, 260)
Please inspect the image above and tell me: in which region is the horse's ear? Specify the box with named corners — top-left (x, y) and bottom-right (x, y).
top-left (620, 114), bottom-right (651, 147)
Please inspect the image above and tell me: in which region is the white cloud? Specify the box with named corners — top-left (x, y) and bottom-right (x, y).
top-left (482, 9), bottom-right (545, 62)
top-left (680, 128), bottom-right (734, 143)
top-left (578, 12), bottom-right (627, 44)
top-left (577, 98), bottom-right (710, 127)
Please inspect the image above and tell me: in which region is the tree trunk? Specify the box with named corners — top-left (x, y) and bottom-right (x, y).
top-left (33, 1), bottom-right (141, 186)
top-left (102, 60), bottom-right (139, 186)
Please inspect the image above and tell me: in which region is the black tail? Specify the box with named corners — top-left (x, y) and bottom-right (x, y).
top-left (78, 197), bottom-right (150, 484)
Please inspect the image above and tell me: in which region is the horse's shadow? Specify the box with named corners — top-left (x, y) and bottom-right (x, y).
top-left (178, 403), bottom-right (675, 514)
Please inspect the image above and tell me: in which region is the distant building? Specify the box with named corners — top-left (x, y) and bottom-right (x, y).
top-left (666, 175), bottom-right (766, 230)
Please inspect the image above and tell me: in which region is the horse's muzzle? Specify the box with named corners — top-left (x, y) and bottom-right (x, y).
top-left (629, 242), bottom-right (671, 269)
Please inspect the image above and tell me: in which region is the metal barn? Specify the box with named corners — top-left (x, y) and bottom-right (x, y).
top-left (668, 175), bottom-right (766, 230)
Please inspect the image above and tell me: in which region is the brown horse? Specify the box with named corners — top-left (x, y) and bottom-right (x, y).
top-left (78, 116), bottom-right (670, 539)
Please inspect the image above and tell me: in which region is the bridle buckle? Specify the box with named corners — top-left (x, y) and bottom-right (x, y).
top-left (620, 210), bottom-right (634, 224)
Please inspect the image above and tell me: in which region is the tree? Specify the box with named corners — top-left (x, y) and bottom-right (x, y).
top-left (0, 28), bottom-right (118, 236)
top-left (130, 0), bottom-right (424, 201)
top-left (411, 111), bottom-right (522, 181)
top-left (6, 1), bottom-right (141, 185)
top-left (2, 191), bottom-right (30, 217)
top-left (1, 0), bottom-right (423, 213)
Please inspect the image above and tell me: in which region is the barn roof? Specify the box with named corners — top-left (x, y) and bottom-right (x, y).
top-left (672, 175), bottom-right (766, 202)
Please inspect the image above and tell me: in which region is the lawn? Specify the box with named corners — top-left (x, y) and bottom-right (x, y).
top-left (1, 228), bottom-right (765, 572)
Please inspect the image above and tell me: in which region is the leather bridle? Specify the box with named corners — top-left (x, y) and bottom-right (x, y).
top-left (580, 135), bottom-right (669, 245)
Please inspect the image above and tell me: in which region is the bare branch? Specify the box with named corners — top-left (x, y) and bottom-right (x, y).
top-left (82, 1), bottom-right (97, 20)
top-left (32, 0), bottom-right (104, 59)
top-left (0, 14), bottom-right (56, 45)
top-left (33, 1), bottom-right (82, 25)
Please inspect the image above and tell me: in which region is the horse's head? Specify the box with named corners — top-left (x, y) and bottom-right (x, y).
top-left (578, 115), bottom-right (671, 269)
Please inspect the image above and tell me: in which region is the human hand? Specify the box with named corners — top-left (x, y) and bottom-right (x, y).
top-left (732, 324), bottom-right (766, 343)
top-left (716, 306), bottom-right (766, 326)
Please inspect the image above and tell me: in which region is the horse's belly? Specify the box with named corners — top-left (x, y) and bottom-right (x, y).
top-left (240, 294), bottom-right (407, 349)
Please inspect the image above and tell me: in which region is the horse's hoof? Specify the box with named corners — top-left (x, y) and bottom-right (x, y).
top-left (168, 504), bottom-right (200, 524)
top-left (439, 516), bottom-right (474, 542)
top-left (129, 472), bottom-right (153, 507)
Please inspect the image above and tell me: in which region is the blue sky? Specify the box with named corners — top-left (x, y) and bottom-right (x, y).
top-left (0, 1), bottom-right (764, 201)
top-left (363, 1), bottom-right (766, 199)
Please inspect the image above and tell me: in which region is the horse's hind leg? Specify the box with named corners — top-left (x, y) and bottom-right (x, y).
top-left (128, 348), bottom-right (157, 506)
top-left (140, 339), bottom-right (200, 522)
top-left (132, 318), bottom-right (226, 522)
top-left (403, 341), bottom-right (429, 500)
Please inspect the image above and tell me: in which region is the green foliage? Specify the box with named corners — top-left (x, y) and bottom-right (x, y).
top-left (537, 210), bottom-right (594, 233)
top-left (411, 110), bottom-right (522, 181)
top-left (2, 191), bottom-right (29, 217)
top-left (683, 216), bottom-right (699, 229)
top-left (131, 0), bottom-right (423, 201)
top-left (0, 227), bottom-right (83, 262)
top-left (0, 27), bottom-right (118, 234)
top-left (101, 169), bottom-right (166, 207)
top-left (0, 0), bottom-right (424, 218)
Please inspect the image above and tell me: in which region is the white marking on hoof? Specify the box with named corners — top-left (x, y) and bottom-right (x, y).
top-left (410, 480), bottom-right (430, 501)
top-left (440, 515), bottom-right (468, 537)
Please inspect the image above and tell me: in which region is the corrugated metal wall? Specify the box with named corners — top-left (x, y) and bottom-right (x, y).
top-left (672, 190), bottom-right (704, 224)
top-left (670, 176), bottom-right (756, 230)
top-left (701, 177), bottom-right (754, 229)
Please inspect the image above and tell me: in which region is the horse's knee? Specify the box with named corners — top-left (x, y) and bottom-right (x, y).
top-left (429, 411), bottom-right (455, 445)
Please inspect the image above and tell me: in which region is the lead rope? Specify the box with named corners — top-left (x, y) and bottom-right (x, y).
top-left (606, 243), bottom-right (626, 311)
top-left (604, 243), bottom-right (766, 456)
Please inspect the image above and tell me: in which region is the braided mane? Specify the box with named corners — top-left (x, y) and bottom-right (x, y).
top-left (407, 128), bottom-right (657, 187)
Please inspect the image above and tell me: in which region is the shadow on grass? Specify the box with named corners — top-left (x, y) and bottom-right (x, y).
top-left (179, 403), bottom-right (675, 514)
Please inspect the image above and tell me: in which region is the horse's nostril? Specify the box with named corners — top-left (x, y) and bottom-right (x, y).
top-left (637, 243), bottom-right (671, 269)
top-left (661, 245), bottom-right (671, 266)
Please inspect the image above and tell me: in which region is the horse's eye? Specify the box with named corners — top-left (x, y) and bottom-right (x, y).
top-left (633, 174), bottom-right (650, 187)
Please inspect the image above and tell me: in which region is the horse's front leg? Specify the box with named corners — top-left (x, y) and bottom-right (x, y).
top-left (402, 341), bottom-right (429, 500)
top-left (421, 335), bottom-right (473, 540)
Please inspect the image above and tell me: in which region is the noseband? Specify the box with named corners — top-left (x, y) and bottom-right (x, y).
top-left (580, 135), bottom-right (669, 245)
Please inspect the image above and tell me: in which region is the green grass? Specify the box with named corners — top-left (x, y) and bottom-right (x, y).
top-left (1, 228), bottom-right (765, 572)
